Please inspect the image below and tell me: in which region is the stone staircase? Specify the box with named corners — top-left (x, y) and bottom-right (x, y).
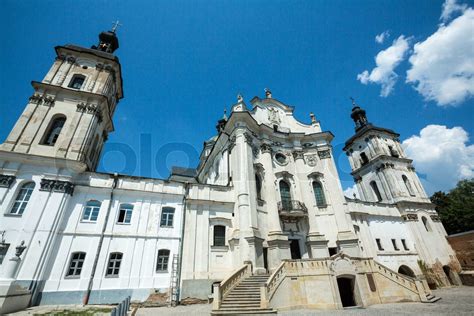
top-left (422, 292), bottom-right (441, 303)
top-left (212, 274), bottom-right (277, 315)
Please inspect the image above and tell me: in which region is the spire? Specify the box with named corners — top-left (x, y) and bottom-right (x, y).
top-left (264, 88), bottom-right (272, 99)
top-left (92, 22), bottom-right (121, 54)
top-left (350, 97), bottom-right (370, 131)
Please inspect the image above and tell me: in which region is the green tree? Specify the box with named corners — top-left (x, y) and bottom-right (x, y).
top-left (430, 179), bottom-right (474, 235)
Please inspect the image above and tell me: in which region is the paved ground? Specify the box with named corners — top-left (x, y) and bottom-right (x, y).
top-left (8, 286), bottom-right (473, 315)
top-left (135, 286), bottom-right (473, 316)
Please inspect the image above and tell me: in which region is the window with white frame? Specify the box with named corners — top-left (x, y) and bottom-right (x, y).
top-left (66, 252), bottom-right (86, 277)
top-left (156, 249), bottom-right (170, 272)
top-left (82, 200), bottom-right (101, 222)
top-left (160, 207), bottom-right (175, 227)
top-left (10, 182), bottom-right (35, 215)
top-left (106, 252), bottom-right (122, 276)
top-left (117, 204), bottom-right (133, 224)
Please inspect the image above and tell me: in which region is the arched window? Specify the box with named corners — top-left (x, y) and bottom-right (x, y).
top-left (312, 181), bottom-right (326, 207)
top-left (370, 181), bottom-right (382, 202)
top-left (422, 216), bottom-right (432, 232)
top-left (360, 152), bottom-right (369, 165)
top-left (279, 180), bottom-right (292, 210)
top-left (117, 203), bottom-right (133, 224)
top-left (82, 200), bottom-right (101, 222)
top-left (156, 249), bottom-right (170, 272)
top-left (66, 252), bottom-right (86, 277)
top-left (106, 252), bottom-right (123, 276)
top-left (255, 174), bottom-right (262, 200)
top-left (213, 225), bottom-right (226, 246)
top-left (68, 74), bottom-right (85, 89)
top-left (402, 175), bottom-right (415, 196)
top-left (10, 182), bottom-right (35, 215)
top-left (42, 115), bottom-right (66, 146)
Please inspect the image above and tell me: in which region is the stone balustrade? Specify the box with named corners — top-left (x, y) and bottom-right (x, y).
top-left (212, 262), bottom-right (252, 310)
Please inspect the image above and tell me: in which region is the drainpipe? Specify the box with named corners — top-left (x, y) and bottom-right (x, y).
top-left (175, 182), bottom-right (189, 304)
top-left (83, 173), bottom-right (118, 305)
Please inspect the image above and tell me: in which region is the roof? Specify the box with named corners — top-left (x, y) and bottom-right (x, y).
top-left (170, 167), bottom-right (197, 178)
top-left (343, 124), bottom-right (399, 150)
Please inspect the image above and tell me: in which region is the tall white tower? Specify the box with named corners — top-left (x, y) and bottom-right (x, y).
top-left (0, 29), bottom-right (123, 172)
top-left (343, 103), bottom-right (428, 204)
top-left (343, 101), bottom-right (460, 285)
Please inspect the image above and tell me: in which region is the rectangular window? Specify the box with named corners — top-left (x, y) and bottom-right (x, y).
top-left (82, 201), bottom-right (101, 222)
top-left (0, 244), bottom-right (10, 265)
top-left (401, 239), bottom-right (409, 251)
top-left (156, 249), bottom-right (170, 272)
top-left (376, 238), bottom-right (384, 251)
top-left (213, 225), bottom-right (226, 246)
top-left (106, 252), bottom-right (122, 277)
top-left (117, 204), bottom-right (133, 224)
top-left (391, 239), bottom-right (399, 251)
top-left (160, 207), bottom-right (174, 227)
top-left (66, 252), bottom-right (86, 277)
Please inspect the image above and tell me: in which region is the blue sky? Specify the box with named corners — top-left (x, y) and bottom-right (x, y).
top-left (1, 0), bottom-right (473, 195)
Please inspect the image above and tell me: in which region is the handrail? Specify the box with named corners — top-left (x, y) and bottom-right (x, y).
top-left (277, 200), bottom-right (308, 212)
top-left (265, 260), bottom-right (286, 300)
top-left (372, 260), bottom-right (418, 292)
top-left (213, 262), bottom-right (252, 310)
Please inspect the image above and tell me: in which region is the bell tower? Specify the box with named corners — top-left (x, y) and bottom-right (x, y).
top-left (343, 101), bottom-right (429, 204)
top-left (0, 26), bottom-right (123, 171)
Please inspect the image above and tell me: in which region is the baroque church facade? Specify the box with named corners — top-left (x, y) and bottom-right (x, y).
top-left (0, 29), bottom-right (461, 314)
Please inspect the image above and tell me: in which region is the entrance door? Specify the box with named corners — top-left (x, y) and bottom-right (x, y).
top-left (443, 265), bottom-right (454, 285)
top-left (289, 239), bottom-right (301, 259)
top-left (263, 247), bottom-right (268, 272)
top-left (337, 277), bottom-right (356, 307)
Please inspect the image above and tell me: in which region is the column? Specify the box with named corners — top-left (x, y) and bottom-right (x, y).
top-left (230, 128), bottom-right (264, 272)
top-left (260, 143), bottom-right (290, 270)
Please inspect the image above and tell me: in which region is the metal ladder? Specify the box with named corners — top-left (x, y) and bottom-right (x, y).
top-left (169, 254), bottom-right (180, 306)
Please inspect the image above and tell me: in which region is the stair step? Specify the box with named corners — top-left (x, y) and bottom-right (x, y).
top-left (212, 310), bottom-right (277, 315)
top-left (218, 307), bottom-right (275, 311)
top-left (221, 303), bottom-right (261, 307)
top-left (423, 296), bottom-right (441, 303)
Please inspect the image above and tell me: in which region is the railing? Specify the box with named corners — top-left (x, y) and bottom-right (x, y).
top-left (213, 262), bottom-right (252, 310)
top-left (371, 260), bottom-right (418, 293)
top-left (277, 200), bottom-right (308, 216)
top-left (110, 296), bottom-right (130, 316)
top-left (267, 261), bottom-right (286, 299)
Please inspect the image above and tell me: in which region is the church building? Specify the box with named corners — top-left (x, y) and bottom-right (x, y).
top-left (0, 28), bottom-right (461, 314)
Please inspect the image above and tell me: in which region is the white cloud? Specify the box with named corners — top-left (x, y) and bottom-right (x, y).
top-left (402, 125), bottom-right (474, 194)
top-left (357, 35), bottom-right (410, 97)
top-left (343, 184), bottom-right (360, 199)
top-left (375, 30), bottom-right (390, 44)
top-left (440, 0), bottom-right (468, 22)
top-left (406, 8), bottom-right (474, 107)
